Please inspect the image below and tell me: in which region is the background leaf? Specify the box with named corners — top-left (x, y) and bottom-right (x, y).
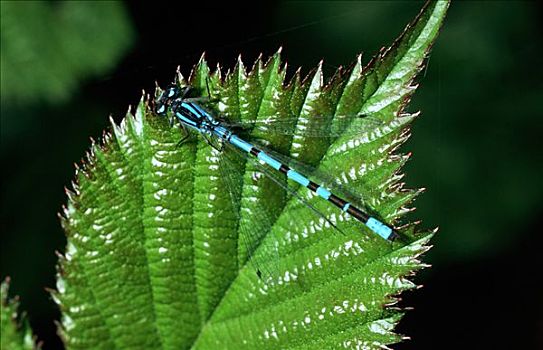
top-left (0, 1), bottom-right (133, 105)
top-left (54, 1), bottom-right (448, 349)
top-left (2, 1), bottom-right (541, 348)
top-left (1, 278), bottom-right (40, 350)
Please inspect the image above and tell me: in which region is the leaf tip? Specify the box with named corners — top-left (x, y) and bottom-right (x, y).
top-left (175, 66), bottom-right (187, 85)
top-left (198, 51), bottom-right (207, 63)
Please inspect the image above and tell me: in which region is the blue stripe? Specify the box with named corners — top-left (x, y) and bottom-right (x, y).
top-left (176, 112), bottom-right (197, 128)
top-left (342, 203), bottom-right (351, 212)
top-left (229, 135), bottom-right (253, 153)
top-left (181, 102), bottom-right (202, 117)
top-left (213, 126), bottom-right (229, 139)
top-left (258, 152), bottom-right (282, 170)
top-left (366, 217), bottom-right (393, 240)
top-left (287, 170), bottom-right (310, 187)
top-left (316, 186), bottom-right (331, 200)
top-left (191, 103), bottom-right (211, 118)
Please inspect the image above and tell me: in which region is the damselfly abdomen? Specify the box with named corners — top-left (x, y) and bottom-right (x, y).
top-left (154, 84), bottom-right (399, 244)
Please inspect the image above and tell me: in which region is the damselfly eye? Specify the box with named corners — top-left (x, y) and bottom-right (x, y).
top-left (154, 92), bottom-right (170, 116)
top-left (154, 86), bottom-right (180, 116)
top-left (167, 88), bottom-right (177, 98)
top-left (156, 104), bottom-right (166, 115)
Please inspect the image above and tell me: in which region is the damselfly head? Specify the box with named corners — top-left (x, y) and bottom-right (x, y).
top-left (154, 84), bottom-right (197, 116)
top-left (154, 85), bottom-right (181, 116)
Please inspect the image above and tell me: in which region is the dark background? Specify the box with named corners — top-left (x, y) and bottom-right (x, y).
top-left (1, 1), bottom-right (542, 349)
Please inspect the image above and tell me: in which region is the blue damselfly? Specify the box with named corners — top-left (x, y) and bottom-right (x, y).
top-left (154, 83), bottom-right (400, 275)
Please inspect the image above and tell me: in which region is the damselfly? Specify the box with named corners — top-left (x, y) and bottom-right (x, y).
top-left (155, 83), bottom-right (399, 236)
top-left (154, 83), bottom-right (401, 278)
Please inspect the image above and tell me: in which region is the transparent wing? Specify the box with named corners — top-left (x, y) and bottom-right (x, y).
top-left (244, 138), bottom-right (376, 210)
top-left (225, 113), bottom-right (383, 137)
top-left (217, 141), bottom-right (283, 280)
top-left (217, 138), bottom-right (346, 280)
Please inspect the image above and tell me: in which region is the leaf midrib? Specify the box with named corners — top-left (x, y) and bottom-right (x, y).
top-left (190, 58), bottom-right (274, 346)
top-left (188, 12), bottom-right (433, 345)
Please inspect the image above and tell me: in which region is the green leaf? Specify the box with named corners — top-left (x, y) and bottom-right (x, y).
top-left (1, 278), bottom-right (40, 350)
top-left (55, 1), bottom-right (449, 349)
top-left (0, 1), bottom-right (133, 105)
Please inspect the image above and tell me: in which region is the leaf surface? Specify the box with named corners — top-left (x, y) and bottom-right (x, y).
top-left (55, 1), bottom-right (449, 349)
top-left (1, 278), bottom-right (39, 350)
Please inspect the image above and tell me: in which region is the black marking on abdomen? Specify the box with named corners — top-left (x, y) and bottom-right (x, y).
top-left (249, 147), bottom-right (260, 157)
top-left (279, 164), bottom-right (290, 174)
top-left (346, 205), bottom-right (369, 222)
top-left (307, 181), bottom-right (319, 192)
top-left (328, 194), bottom-right (348, 209)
